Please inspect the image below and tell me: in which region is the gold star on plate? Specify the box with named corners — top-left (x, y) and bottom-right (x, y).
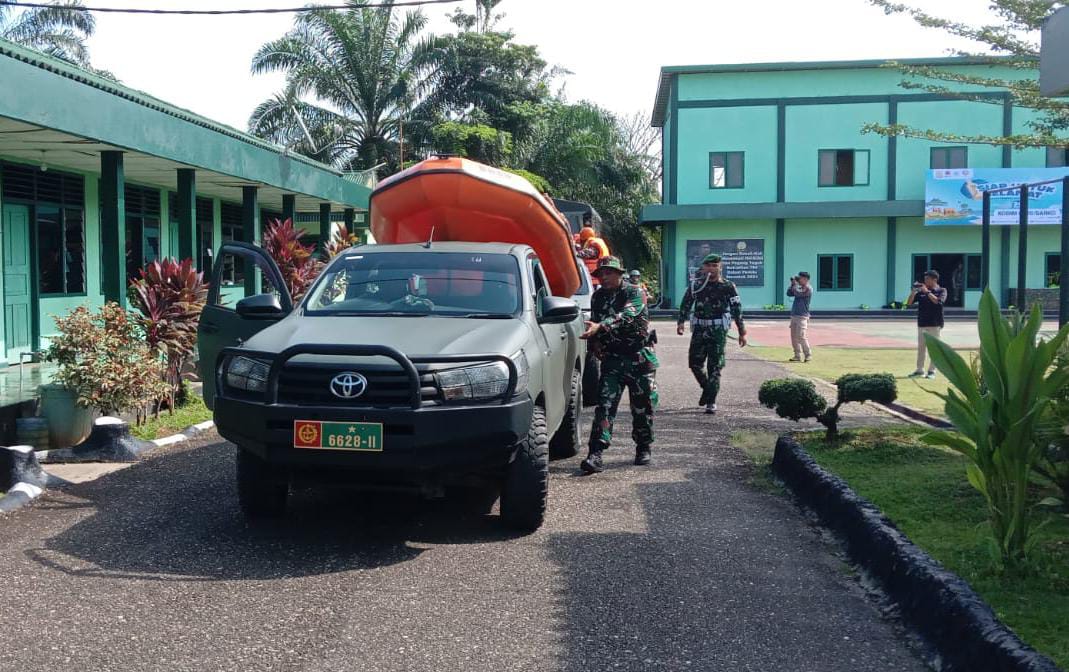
top-left (349, 425), bottom-right (357, 433)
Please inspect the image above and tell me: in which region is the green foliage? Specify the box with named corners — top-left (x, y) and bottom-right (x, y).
top-left (249, 1), bottom-right (429, 171)
top-left (864, 1), bottom-right (1067, 149)
top-left (759, 373), bottom-right (898, 439)
top-left (762, 304), bottom-right (787, 311)
top-left (1036, 343), bottom-right (1069, 504)
top-left (0, 0), bottom-right (97, 69)
top-left (923, 288), bottom-right (1069, 567)
top-left (129, 257), bottom-right (209, 414)
top-left (46, 303), bottom-right (170, 419)
top-left (503, 168), bottom-right (551, 193)
top-left (430, 121), bottom-right (512, 165)
top-left (800, 427), bottom-right (1069, 667)
top-left (836, 372), bottom-right (897, 405)
top-left (758, 378), bottom-right (828, 421)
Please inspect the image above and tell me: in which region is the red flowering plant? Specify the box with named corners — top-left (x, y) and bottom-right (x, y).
top-left (129, 258), bottom-right (209, 413)
top-left (262, 218), bottom-right (323, 302)
top-left (323, 224), bottom-right (360, 260)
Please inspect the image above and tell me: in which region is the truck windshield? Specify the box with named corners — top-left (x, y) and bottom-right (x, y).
top-left (304, 252), bottom-right (522, 317)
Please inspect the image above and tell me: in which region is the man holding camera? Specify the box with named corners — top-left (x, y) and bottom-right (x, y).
top-left (786, 272), bottom-right (812, 362)
top-left (907, 270), bottom-right (947, 379)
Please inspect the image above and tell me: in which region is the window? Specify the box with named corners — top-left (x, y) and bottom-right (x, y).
top-left (220, 202), bottom-right (244, 286)
top-left (818, 149), bottom-right (869, 187)
top-left (709, 152), bottom-right (744, 189)
top-left (817, 255), bottom-right (852, 290)
top-left (965, 254), bottom-right (983, 290)
top-left (931, 146), bottom-right (968, 169)
top-left (37, 206), bottom-right (86, 295)
top-left (1047, 147), bottom-right (1068, 168)
top-left (124, 184), bottom-right (161, 281)
top-left (1048, 253), bottom-right (1062, 288)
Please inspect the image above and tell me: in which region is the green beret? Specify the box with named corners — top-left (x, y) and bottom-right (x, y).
top-left (702, 253), bottom-right (722, 264)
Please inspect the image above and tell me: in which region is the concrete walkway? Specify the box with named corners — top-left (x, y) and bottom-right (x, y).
top-left (0, 332), bottom-right (926, 671)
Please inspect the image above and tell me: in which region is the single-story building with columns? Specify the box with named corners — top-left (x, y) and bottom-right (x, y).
top-left (0, 37), bottom-right (371, 366)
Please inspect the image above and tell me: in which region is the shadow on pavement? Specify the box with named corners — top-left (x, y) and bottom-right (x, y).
top-left (27, 440), bottom-right (521, 583)
top-left (545, 462), bottom-right (925, 672)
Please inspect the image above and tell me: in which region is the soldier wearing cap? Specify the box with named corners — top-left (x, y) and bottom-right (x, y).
top-left (579, 256), bottom-right (659, 474)
top-left (676, 253), bottom-right (747, 414)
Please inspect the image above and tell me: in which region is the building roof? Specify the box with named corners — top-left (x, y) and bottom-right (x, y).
top-left (0, 36), bottom-right (371, 210)
top-left (650, 55), bottom-right (1028, 127)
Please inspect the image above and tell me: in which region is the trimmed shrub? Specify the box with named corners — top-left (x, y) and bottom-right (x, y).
top-left (759, 373), bottom-right (898, 440)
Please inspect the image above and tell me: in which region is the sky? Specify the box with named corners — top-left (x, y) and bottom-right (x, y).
top-left (83, 0), bottom-right (985, 132)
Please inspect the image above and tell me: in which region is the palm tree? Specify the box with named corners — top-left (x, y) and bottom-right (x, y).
top-left (0, 0), bottom-right (95, 68)
top-left (249, 0), bottom-right (428, 172)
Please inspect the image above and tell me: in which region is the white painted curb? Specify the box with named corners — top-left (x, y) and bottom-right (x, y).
top-left (149, 420), bottom-right (216, 448)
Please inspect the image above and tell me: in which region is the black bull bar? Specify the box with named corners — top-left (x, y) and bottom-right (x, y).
top-left (216, 344), bottom-right (519, 410)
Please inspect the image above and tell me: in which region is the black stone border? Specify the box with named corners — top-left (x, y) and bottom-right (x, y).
top-left (772, 435), bottom-right (1062, 672)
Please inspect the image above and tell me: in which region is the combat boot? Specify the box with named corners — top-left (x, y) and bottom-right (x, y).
top-left (634, 446), bottom-right (651, 466)
top-left (580, 450), bottom-right (604, 474)
top-left (698, 387), bottom-right (711, 407)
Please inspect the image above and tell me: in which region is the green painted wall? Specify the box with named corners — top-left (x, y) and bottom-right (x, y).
top-left (784, 103), bottom-right (889, 202)
top-left (676, 64), bottom-right (1032, 101)
top-left (895, 101), bottom-right (1005, 199)
top-left (672, 219), bottom-right (778, 309)
top-left (783, 218), bottom-right (888, 309)
top-left (676, 106), bottom-right (777, 205)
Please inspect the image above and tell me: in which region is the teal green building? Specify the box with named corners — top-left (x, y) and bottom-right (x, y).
top-left (642, 57), bottom-right (1066, 311)
top-left (0, 38), bottom-right (371, 366)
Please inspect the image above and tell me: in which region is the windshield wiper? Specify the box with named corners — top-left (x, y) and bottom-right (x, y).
top-left (457, 313), bottom-right (514, 319)
top-left (320, 311), bottom-right (430, 317)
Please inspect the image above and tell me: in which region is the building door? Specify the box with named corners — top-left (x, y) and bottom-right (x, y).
top-left (913, 253), bottom-right (966, 308)
top-left (3, 203), bottom-right (34, 364)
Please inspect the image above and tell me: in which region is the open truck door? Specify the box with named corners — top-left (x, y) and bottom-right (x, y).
top-left (197, 242), bottom-right (292, 409)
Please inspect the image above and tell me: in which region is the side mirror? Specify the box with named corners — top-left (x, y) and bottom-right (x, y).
top-left (236, 293), bottom-right (285, 319)
top-left (538, 296), bottom-right (580, 324)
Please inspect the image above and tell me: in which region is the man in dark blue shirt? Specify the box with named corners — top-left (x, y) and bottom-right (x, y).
top-left (907, 270), bottom-right (947, 379)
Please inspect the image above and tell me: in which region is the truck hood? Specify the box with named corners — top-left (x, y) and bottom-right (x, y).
top-left (243, 314), bottom-right (531, 359)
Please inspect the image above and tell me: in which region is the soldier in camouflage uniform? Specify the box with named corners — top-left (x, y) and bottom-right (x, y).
top-left (579, 256), bottom-right (659, 474)
top-left (676, 254), bottom-right (747, 415)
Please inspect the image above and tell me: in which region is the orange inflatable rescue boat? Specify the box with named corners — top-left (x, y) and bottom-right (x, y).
top-left (369, 156), bottom-right (582, 297)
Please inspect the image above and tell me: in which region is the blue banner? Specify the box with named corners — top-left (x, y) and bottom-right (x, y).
top-left (924, 167), bottom-right (1069, 226)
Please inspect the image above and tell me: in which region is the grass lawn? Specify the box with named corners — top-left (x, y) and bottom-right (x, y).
top-left (795, 428), bottom-right (1069, 669)
top-left (748, 346), bottom-right (972, 417)
top-left (130, 394), bottom-right (212, 441)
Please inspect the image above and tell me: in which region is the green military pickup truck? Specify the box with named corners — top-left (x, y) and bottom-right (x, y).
top-left (198, 241), bottom-right (586, 532)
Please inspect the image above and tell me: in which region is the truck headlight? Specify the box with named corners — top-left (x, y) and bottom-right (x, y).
top-left (225, 356), bottom-right (270, 392)
top-left (436, 352), bottom-right (528, 401)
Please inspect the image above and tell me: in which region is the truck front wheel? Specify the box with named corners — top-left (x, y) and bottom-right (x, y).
top-left (236, 448), bottom-right (288, 519)
top-left (549, 369), bottom-right (582, 459)
top-left (500, 406), bottom-right (548, 533)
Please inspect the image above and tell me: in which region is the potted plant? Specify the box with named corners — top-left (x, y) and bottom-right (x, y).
top-left (42, 303), bottom-right (168, 448)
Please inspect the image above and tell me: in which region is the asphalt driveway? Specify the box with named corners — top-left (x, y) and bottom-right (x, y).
top-left (0, 331), bottom-right (926, 671)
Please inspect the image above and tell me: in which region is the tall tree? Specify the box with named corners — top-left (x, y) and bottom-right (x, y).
top-left (863, 0), bottom-right (1067, 149)
top-left (518, 101), bottom-right (659, 267)
top-left (250, 0), bottom-right (428, 171)
top-left (0, 0), bottom-right (95, 68)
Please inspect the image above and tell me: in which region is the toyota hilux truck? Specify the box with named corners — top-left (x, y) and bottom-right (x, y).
top-left (198, 240), bottom-right (586, 532)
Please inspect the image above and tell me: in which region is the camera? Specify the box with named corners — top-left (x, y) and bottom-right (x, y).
top-left (913, 281), bottom-right (924, 289)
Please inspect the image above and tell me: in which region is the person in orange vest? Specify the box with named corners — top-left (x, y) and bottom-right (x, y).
top-left (577, 221), bottom-right (610, 279)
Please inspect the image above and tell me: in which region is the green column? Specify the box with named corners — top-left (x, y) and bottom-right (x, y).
top-left (177, 169), bottom-right (196, 264)
top-left (319, 203), bottom-right (332, 247)
top-left (282, 194), bottom-right (296, 224)
top-left (1017, 185), bottom-right (1028, 310)
top-left (886, 217), bottom-right (897, 305)
top-left (100, 151), bottom-right (126, 307)
top-left (343, 208), bottom-right (355, 232)
top-left (242, 186), bottom-right (260, 295)
top-left (775, 218), bottom-right (785, 305)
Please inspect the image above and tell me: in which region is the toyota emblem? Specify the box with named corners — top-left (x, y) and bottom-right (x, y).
top-left (330, 372), bottom-right (368, 399)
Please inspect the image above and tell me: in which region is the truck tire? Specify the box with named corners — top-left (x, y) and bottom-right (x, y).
top-left (236, 448), bottom-right (288, 519)
top-left (500, 406), bottom-right (548, 533)
top-left (582, 352), bottom-right (600, 407)
top-left (549, 369), bottom-right (582, 460)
